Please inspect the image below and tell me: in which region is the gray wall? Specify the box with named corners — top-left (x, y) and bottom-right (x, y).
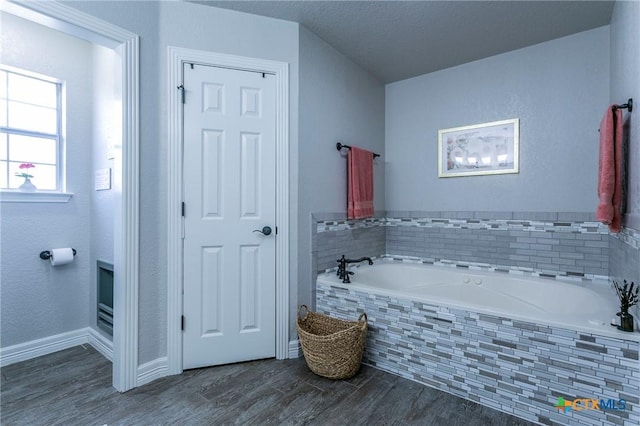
top-left (298, 26), bottom-right (385, 324)
top-left (0, 13), bottom-right (93, 347)
top-left (66, 0), bottom-right (300, 365)
top-left (609, 0), bottom-right (640, 313)
top-left (385, 27), bottom-right (610, 213)
top-left (611, 1), bottom-right (640, 231)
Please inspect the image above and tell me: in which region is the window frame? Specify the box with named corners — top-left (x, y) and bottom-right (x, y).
top-left (0, 65), bottom-right (71, 202)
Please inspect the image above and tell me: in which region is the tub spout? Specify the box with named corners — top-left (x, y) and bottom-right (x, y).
top-left (337, 255), bottom-right (374, 283)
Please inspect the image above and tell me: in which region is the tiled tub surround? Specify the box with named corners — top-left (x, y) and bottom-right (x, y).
top-left (315, 213), bottom-right (613, 279)
top-left (313, 212), bottom-right (640, 316)
top-left (310, 212), bottom-right (640, 424)
top-left (610, 226), bottom-right (640, 286)
top-left (311, 212), bottom-right (386, 281)
top-left (610, 227), bottom-right (640, 321)
top-left (316, 281), bottom-right (640, 426)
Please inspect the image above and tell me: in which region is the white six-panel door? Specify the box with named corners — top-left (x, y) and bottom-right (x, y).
top-left (182, 64), bottom-right (276, 369)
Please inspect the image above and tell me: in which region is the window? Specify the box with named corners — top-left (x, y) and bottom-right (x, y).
top-left (0, 66), bottom-right (64, 192)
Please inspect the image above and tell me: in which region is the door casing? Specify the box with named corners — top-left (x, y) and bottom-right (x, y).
top-left (167, 46), bottom-right (290, 375)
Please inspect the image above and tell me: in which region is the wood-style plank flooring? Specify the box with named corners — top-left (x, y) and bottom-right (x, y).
top-left (1, 345), bottom-right (536, 425)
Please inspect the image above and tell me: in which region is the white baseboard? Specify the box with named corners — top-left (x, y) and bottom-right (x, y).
top-left (137, 357), bottom-right (169, 387)
top-left (2, 330), bottom-right (292, 389)
top-left (0, 327), bottom-right (171, 388)
top-left (88, 327), bottom-right (114, 362)
top-left (0, 327), bottom-right (113, 367)
top-left (288, 339), bottom-right (300, 358)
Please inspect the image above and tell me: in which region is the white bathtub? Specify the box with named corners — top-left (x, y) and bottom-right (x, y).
top-left (317, 259), bottom-right (639, 341)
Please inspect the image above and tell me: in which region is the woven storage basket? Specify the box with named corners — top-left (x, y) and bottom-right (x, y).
top-left (296, 305), bottom-right (367, 379)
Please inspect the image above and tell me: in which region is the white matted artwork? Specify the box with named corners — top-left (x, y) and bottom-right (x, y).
top-left (438, 118), bottom-right (519, 178)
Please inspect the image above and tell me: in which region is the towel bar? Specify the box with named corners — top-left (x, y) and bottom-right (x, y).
top-left (336, 142), bottom-right (380, 158)
top-left (613, 98), bottom-right (633, 112)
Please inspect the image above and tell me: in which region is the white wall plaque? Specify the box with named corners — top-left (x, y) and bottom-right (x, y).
top-left (95, 168), bottom-right (112, 190)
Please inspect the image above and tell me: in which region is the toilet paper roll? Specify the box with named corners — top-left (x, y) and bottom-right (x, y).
top-left (50, 248), bottom-right (74, 266)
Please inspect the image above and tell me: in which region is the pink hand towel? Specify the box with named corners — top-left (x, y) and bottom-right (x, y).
top-left (347, 146), bottom-right (374, 219)
top-left (596, 105), bottom-right (623, 233)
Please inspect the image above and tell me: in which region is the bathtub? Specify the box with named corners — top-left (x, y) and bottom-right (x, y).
top-left (315, 259), bottom-right (640, 425)
top-left (317, 259), bottom-right (638, 341)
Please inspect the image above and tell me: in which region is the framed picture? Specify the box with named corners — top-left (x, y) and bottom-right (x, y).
top-left (438, 118), bottom-right (519, 178)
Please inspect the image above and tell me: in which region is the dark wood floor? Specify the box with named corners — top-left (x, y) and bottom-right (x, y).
top-left (1, 345), bottom-right (536, 425)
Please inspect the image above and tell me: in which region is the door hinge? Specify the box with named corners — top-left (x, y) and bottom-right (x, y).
top-left (177, 85), bottom-right (185, 104)
top-left (181, 315), bottom-right (185, 331)
top-left (181, 202), bottom-right (185, 217)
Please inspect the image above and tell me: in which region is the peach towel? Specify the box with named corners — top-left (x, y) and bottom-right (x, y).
top-left (347, 146), bottom-right (374, 219)
top-left (596, 106), bottom-right (623, 233)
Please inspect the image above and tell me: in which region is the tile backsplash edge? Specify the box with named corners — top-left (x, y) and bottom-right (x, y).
top-left (315, 211), bottom-right (640, 249)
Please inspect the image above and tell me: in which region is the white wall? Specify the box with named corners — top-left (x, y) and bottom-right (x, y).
top-left (64, 0), bottom-right (300, 365)
top-left (0, 13), bottom-right (93, 347)
top-left (385, 27), bottom-right (610, 213)
top-left (298, 26), bottom-right (385, 330)
top-left (611, 0), bottom-right (640, 230)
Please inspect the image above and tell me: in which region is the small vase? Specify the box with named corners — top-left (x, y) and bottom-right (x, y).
top-left (618, 310), bottom-right (634, 332)
top-left (18, 177), bottom-right (37, 192)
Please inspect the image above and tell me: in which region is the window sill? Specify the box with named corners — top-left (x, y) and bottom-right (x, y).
top-left (0, 191), bottom-right (74, 203)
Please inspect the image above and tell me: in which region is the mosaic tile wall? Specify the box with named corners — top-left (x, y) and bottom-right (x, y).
top-left (385, 218), bottom-right (610, 278)
top-left (610, 227), bottom-right (640, 284)
top-left (314, 219), bottom-right (386, 272)
top-left (311, 215), bottom-right (394, 280)
top-left (609, 228), bottom-right (640, 320)
top-left (314, 213), bottom-right (616, 278)
top-left (316, 282), bottom-right (640, 426)
top-left (311, 211), bottom-right (640, 315)
top-left (311, 213), bottom-right (386, 309)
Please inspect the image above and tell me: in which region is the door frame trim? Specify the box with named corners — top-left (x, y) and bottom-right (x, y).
top-left (5, 0), bottom-right (140, 392)
top-left (167, 46), bottom-right (290, 374)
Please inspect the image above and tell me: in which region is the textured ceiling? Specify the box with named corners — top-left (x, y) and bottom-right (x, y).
top-left (193, 0), bottom-right (614, 83)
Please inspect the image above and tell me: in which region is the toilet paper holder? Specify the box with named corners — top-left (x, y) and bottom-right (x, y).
top-left (40, 248), bottom-right (77, 260)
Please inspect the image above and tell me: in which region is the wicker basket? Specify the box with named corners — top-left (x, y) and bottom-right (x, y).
top-left (296, 305), bottom-right (367, 379)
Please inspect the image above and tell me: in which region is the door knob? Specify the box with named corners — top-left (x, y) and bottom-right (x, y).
top-left (253, 226), bottom-right (272, 236)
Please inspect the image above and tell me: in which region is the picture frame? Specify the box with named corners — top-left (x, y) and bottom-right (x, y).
top-left (438, 118), bottom-right (519, 178)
